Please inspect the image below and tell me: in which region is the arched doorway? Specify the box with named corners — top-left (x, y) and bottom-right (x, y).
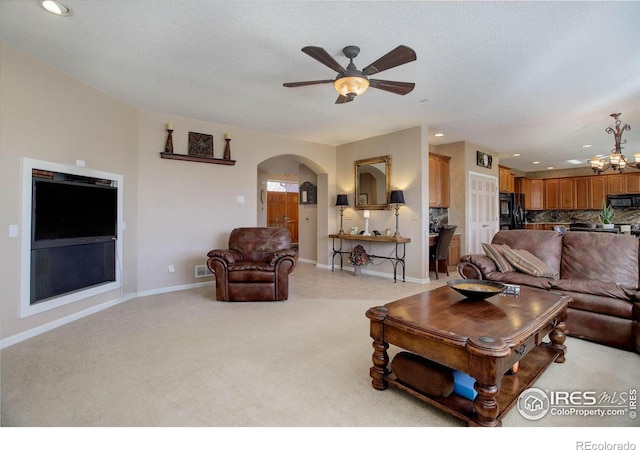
top-left (257, 155), bottom-right (328, 265)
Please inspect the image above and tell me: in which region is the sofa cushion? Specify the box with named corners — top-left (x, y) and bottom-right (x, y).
top-left (492, 230), bottom-right (562, 278)
top-left (484, 270), bottom-right (554, 289)
top-left (229, 227), bottom-right (292, 261)
top-left (501, 247), bottom-right (557, 278)
top-left (550, 287), bottom-right (635, 318)
top-left (481, 243), bottom-right (514, 272)
top-left (561, 232), bottom-right (639, 289)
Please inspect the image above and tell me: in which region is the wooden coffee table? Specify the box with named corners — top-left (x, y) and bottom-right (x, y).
top-left (366, 285), bottom-right (569, 427)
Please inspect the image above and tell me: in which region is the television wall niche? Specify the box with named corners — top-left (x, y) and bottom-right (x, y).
top-left (31, 171), bottom-right (117, 304)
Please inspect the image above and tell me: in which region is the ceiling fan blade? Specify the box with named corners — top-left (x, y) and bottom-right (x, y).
top-left (302, 46), bottom-right (346, 73)
top-left (283, 80), bottom-right (334, 88)
top-left (335, 94), bottom-right (354, 104)
top-left (368, 80), bottom-right (415, 95)
top-left (362, 45), bottom-right (417, 76)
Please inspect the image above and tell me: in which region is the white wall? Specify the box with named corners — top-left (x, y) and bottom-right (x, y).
top-left (0, 42), bottom-right (335, 343)
top-left (336, 126), bottom-right (430, 282)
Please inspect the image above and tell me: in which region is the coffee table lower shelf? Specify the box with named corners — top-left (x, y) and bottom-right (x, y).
top-left (385, 343), bottom-right (560, 426)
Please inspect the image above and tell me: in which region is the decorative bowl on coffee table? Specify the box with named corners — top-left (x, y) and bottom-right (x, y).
top-left (447, 280), bottom-right (506, 301)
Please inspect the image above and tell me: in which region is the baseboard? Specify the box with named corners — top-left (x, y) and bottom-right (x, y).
top-left (315, 263), bottom-right (429, 284)
top-left (0, 280), bottom-right (216, 349)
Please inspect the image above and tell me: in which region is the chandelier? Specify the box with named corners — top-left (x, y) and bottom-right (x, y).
top-left (589, 113), bottom-right (635, 174)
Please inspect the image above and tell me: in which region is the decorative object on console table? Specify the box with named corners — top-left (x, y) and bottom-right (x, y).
top-left (476, 151), bottom-right (492, 169)
top-left (223, 133), bottom-right (231, 160)
top-left (335, 194), bottom-right (349, 234)
top-left (165, 123), bottom-right (174, 153)
top-left (390, 189), bottom-right (405, 237)
top-left (188, 132), bottom-right (214, 158)
top-left (363, 210), bottom-right (371, 236)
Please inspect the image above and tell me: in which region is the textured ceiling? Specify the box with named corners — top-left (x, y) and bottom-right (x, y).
top-left (1, 0), bottom-right (639, 173)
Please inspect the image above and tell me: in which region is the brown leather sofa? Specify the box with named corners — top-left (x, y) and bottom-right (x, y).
top-left (458, 229), bottom-right (640, 353)
top-left (207, 227), bottom-right (296, 301)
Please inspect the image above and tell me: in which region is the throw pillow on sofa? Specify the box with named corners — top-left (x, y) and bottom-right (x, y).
top-left (481, 243), bottom-right (514, 273)
top-left (501, 246), bottom-right (557, 278)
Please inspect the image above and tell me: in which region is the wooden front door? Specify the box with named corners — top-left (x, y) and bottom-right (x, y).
top-left (267, 191), bottom-right (299, 244)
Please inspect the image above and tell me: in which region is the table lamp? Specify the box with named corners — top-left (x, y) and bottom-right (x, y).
top-left (336, 194), bottom-right (349, 234)
top-left (390, 190), bottom-right (405, 237)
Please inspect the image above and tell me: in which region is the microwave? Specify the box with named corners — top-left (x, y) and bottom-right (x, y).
top-left (607, 194), bottom-right (640, 208)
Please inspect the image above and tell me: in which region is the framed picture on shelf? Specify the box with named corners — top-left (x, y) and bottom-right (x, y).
top-left (350, 226), bottom-right (359, 235)
top-left (476, 151), bottom-right (492, 169)
top-left (358, 193), bottom-right (368, 205)
top-left (188, 132), bottom-right (214, 158)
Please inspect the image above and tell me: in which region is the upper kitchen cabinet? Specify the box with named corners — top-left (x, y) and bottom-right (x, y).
top-left (515, 177), bottom-right (544, 210)
top-left (575, 177), bottom-right (591, 209)
top-left (625, 172), bottom-right (640, 193)
top-left (429, 153), bottom-right (450, 208)
top-left (499, 165), bottom-right (515, 193)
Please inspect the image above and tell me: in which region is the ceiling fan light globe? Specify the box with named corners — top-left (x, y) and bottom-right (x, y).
top-left (333, 76), bottom-right (369, 97)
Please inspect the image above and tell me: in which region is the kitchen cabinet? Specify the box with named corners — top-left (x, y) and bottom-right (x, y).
top-left (515, 177), bottom-right (544, 210)
top-left (429, 153), bottom-right (450, 208)
top-left (575, 177), bottom-right (591, 209)
top-left (544, 179), bottom-right (560, 210)
top-left (607, 175), bottom-right (624, 195)
top-left (625, 172), bottom-right (640, 193)
top-left (518, 172), bottom-right (640, 211)
top-left (590, 176), bottom-right (607, 209)
top-left (559, 178), bottom-right (575, 209)
top-left (447, 234), bottom-right (461, 267)
top-left (499, 166), bottom-right (514, 193)
top-left (544, 178), bottom-right (576, 210)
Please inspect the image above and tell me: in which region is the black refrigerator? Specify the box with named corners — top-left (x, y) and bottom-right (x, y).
top-left (499, 193), bottom-right (525, 229)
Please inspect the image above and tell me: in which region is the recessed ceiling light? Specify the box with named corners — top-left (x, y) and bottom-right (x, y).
top-left (434, 133), bottom-right (444, 137)
top-left (41, 1), bottom-right (70, 16)
top-left (512, 153), bottom-right (521, 157)
top-left (567, 159), bottom-right (583, 165)
top-left (547, 167), bottom-right (554, 170)
top-left (532, 161), bottom-right (540, 165)
top-left (581, 144), bottom-right (592, 148)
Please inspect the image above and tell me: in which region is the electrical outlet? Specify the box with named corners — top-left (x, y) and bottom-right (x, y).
top-left (168, 265), bottom-right (175, 273)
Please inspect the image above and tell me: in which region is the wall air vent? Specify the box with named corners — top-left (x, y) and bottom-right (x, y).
top-left (195, 265), bottom-right (213, 278)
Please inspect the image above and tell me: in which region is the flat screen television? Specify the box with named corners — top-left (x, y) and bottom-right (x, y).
top-left (32, 177), bottom-right (117, 249)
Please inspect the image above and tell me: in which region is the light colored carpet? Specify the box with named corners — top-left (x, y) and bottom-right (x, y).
top-left (1, 263), bottom-right (638, 442)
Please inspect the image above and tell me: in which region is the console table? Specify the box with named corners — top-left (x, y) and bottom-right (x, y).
top-left (328, 234), bottom-right (410, 282)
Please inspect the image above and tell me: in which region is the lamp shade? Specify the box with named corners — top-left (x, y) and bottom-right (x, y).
top-left (390, 190), bottom-right (405, 204)
top-left (335, 194), bottom-right (349, 207)
top-left (333, 75), bottom-right (370, 97)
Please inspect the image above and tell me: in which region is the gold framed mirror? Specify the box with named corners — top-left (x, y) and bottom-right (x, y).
top-left (354, 155), bottom-right (391, 210)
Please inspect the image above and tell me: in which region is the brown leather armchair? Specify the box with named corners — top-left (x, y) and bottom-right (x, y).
top-left (207, 227), bottom-right (296, 301)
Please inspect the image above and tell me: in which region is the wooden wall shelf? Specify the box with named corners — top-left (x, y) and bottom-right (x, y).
top-left (160, 152), bottom-right (236, 166)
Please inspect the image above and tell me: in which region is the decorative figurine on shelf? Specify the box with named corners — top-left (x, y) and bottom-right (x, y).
top-left (165, 123), bottom-right (174, 153)
top-left (224, 133), bottom-right (231, 160)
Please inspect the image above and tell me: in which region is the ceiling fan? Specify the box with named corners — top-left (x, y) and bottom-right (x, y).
top-left (283, 45), bottom-right (417, 104)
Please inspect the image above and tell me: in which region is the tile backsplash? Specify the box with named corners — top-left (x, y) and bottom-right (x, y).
top-left (527, 208), bottom-right (640, 225)
top-left (429, 208), bottom-right (448, 232)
